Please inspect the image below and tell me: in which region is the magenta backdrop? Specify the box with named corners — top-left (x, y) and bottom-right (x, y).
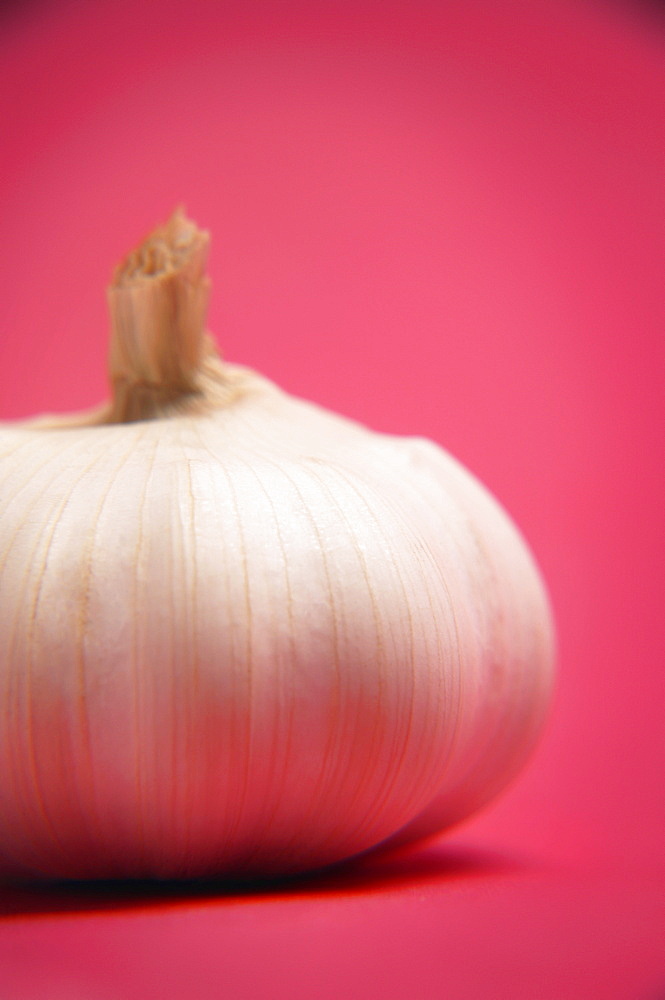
top-left (0, 0), bottom-right (664, 997)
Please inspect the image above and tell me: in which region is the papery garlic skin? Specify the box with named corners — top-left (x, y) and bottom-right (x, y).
top-left (0, 215), bottom-right (554, 880)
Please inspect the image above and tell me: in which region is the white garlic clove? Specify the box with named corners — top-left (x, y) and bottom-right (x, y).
top-left (0, 212), bottom-right (554, 880)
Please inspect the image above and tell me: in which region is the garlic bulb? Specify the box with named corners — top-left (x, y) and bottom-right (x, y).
top-left (0, 212), bottom-right (554, 881)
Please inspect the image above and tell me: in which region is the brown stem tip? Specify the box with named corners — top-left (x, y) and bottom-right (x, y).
top-left (106, 209), bottom-right (228, 423)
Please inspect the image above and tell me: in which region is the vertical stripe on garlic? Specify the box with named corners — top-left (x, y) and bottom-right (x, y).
top-left (0, 211), bottom-right (554, 880)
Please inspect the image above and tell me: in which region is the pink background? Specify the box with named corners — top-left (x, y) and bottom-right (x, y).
top-left (0, 0), bottom-right (663, 996)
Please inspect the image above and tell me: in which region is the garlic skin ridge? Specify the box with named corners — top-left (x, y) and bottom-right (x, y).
top-left (0, 213), bottom-right (555, 880)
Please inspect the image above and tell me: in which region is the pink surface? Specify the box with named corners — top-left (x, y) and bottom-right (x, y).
top-left (0, 0), bottom-right (663, 996)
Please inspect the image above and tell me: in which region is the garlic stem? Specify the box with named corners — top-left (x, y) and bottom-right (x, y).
top-left (106, 209), bottom-right (223, 423)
